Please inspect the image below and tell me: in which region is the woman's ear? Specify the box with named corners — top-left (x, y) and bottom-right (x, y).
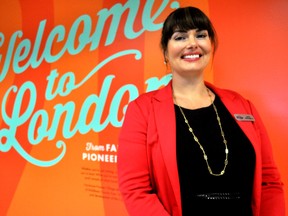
top-left (164, 51), bottom-right (168, 64)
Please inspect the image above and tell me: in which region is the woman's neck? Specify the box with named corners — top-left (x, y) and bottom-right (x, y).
top-left (172, 78), bottom-right (214, 110)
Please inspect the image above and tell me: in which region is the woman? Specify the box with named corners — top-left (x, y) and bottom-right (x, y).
top-left (117, 7), bottom-right (285, 216)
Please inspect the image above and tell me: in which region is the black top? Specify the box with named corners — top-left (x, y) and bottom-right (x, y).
top-left (175, 95), bottom-right (255, 216)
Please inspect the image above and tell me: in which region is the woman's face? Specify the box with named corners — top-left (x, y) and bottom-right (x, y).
top-left (166, 29), bottom-right (212, 76)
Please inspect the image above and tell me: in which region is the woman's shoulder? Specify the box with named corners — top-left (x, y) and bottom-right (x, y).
top-left (133, 84), bottom-right (171, 104)
top-left (217, 87), bottom-right (246, 99)
top-left (207, 82), bottom-right (248, 101)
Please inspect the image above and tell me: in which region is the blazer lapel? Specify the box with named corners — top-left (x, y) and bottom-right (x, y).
top-left (152, 82), bottom-right (181, 209)
top-left (207, 82), bottom-right (259, 149)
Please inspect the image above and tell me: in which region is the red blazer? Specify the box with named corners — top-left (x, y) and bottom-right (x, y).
top-left (118, 81), bottom-right (285, 216)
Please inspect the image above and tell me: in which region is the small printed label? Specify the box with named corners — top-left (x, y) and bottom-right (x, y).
top-left (234, 114), bottom-right (255, 122)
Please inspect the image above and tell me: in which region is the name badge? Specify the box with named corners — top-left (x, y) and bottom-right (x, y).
top-left (234, 114), bottom-right (255, 122)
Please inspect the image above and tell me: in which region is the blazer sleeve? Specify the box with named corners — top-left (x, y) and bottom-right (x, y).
top-left (249, 101), bottom-right (286, 216)
top-left (117, 98), bottom-right (170, 216)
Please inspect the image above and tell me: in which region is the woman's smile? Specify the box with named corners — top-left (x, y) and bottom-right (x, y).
top-left (181, 53), bottom-right (202, 61)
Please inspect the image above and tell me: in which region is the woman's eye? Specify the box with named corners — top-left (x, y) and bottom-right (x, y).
top-left (175, 36), bottom-right (186, 41)
top-left (172, 32), bottom-right (188, 41)
top-left (196, 31), bottom-right (208, 39)
top-left (196, 33), bottom-right (208, 39)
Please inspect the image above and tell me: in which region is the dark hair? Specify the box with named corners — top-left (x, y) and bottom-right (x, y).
top-left (161, 7), bottom-right (218, 56)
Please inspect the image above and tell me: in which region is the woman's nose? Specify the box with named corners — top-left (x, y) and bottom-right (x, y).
top-left (187, 36), bottom-right (197, 48)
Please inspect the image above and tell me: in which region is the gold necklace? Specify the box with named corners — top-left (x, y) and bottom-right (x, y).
top-left (174, 88), bottom-right (228, 176)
